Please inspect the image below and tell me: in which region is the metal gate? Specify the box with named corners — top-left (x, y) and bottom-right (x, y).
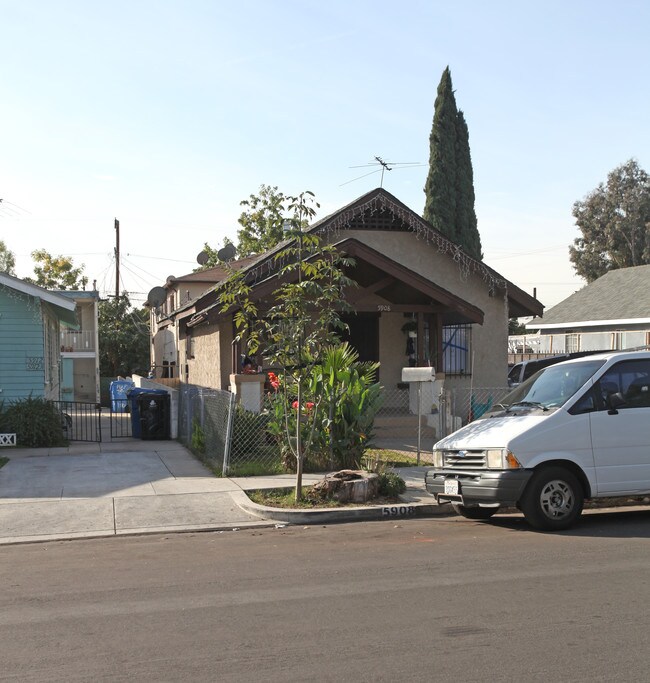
top-left (109, 398), bottom-right (133, 438)
top-left (52, 401), bottom-right (103, 443)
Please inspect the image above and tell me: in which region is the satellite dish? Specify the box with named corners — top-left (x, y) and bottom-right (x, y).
top-left (217, 243), bottom-right (236, 262)
top-left (147, 286), bottom-right (166, 307)
top-left (196, 250), bottom-right (209, 266)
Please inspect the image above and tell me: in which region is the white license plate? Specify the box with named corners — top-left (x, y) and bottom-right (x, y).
top-left (444, 479), bottom-right (459, 496)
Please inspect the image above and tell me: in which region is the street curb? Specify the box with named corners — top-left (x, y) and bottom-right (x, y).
top-left (0, 520), bottom-right (279, 547)
top-left (231, 489), bottom-right (455, 525)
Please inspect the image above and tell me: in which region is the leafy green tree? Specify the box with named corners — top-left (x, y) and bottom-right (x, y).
top-left (423, 67), bottom-right (482, 260)
top-left (236, 184), bottom-right (288, 257)
top-left (99, 293), bottom-right (150, 377)
top-left (196, 185), bottom-right (291, 270)
top-left (569, 159), bottom-right (650, 282)
top-left (29, 249), bottom-right (87, 290)
top-left (0, 240), bottom-right (16, 275)
top-left (198, 185), bottom-right (310, 269)
top-left (219, 191), bottom-right (355, 500)
top-left (509, 318), bottom-right (527, 335)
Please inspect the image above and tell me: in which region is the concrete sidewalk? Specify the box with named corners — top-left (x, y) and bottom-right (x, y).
top-left (0, 440), bottom-right (445, 545)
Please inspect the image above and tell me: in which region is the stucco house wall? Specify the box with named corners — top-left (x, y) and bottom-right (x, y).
top-left (341, 229), bottom-right (509, 388)
top-left (180, 320), bottom-right (234, 391)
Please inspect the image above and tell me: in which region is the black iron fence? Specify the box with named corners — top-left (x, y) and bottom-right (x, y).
top-left (51, 401), bottom-right (102, 443)
top-left (109, 398), bottom-right (133, 438)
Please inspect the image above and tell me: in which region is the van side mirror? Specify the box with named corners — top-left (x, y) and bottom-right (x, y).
top-left (607, 392), bottom-right (626, 414)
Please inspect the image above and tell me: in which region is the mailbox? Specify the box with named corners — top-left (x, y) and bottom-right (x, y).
top-left (401, 367), bottom-right (436, 382)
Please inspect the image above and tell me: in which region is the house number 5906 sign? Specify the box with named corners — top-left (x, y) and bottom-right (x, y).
top-left (382, 506), bottom-right (415, 517)
top-left (377, 304), bottom-right (391, 312)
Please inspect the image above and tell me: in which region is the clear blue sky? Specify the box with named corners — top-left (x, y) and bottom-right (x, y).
top-left (1, 0), bottom-right (648, 309)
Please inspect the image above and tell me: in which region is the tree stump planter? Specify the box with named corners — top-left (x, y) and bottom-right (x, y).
top-left (310, 470), bottom-right (380, 504)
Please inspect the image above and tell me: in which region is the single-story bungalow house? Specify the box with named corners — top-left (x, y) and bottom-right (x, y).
top-left (149, 188), bottom-right (543, 397)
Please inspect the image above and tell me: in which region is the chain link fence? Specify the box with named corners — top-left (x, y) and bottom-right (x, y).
top-left (178, 383), bottom-right (511, 475)
top-left (178, 386), bottom-right (235, 474)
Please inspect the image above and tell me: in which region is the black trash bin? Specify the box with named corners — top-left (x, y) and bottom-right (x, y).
top-left (127, 388), bottom-right (170, 440)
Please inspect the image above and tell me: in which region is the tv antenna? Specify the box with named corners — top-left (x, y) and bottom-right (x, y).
top-left (0, 197), bottom-right (31, 218)
top-left (341, 156), bottom-right (424, 188)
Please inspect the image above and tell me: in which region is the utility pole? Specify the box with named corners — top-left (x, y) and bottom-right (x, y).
top-left (114, 218), bottom-right (120, 300)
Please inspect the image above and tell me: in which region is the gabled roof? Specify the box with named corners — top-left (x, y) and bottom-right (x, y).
top-left (171, 187), bottom-right (543, 323)
top-left (222, 187), bottom-right (543, 318)
top-left (0, 272), bottom-right (77, 325)
top-left (527, 265), bottom-right (650, 330)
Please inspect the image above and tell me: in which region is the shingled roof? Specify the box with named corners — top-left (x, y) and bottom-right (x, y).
top-left (529, 264), bottom-right (650, 330)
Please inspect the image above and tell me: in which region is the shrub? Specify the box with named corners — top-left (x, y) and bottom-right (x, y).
top-left (0, 397), bottom-right (68, 448)
top-left (378, 471), bottom-right (406, 497)
top-left (191, 417), bottom-right (206, 454)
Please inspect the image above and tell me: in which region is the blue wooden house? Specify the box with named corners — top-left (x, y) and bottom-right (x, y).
top-left (0, 272), bottom-right (77, 402)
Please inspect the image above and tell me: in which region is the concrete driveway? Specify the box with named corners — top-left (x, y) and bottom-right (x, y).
top-left (0, 440), bottom-right (270, 544)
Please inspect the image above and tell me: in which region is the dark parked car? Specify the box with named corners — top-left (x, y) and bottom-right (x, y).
top-left (508, 351), bottom-right (606, 387)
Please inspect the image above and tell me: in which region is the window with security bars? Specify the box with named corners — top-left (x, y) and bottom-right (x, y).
top-left (442, 324), bottom-right (471, 375)
top-left (566, 331), bottom-right (580, 353)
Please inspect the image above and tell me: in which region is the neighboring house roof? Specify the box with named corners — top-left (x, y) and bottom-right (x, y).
top-left (164, 256), bottom-right (258, 288)
top-left (527, 264), bottom-right (650, 330)
top-left (56, 290), bottom-right (100, 301)
top-left (147, 257), bottom-right (258, 315)
top-left (0, 272), bottom-right (77, 325)
top-left (180, 187), bottom-right (543, 324)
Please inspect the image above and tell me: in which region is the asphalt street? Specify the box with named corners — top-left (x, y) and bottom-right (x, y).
top-left (2, 511), bottom-right (650, 682)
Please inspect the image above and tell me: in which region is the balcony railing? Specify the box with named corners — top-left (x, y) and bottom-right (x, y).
top-left (509, 330), bottom-right (650, 356)
top-left (60, 329), bottom-right (96, 353)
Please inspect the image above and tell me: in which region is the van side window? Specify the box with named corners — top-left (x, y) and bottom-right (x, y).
top-left (625, 375), bottom-right (650, 408)
top-left (569, 388), bottom-right (597, 415)
top-left (596, 360), bottom-right (650, 410)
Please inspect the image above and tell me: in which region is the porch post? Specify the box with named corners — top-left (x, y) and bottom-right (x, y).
top-left (435, 315), bottom-right (443, 370)
top-left (417, 313), bottom-right (424, 365)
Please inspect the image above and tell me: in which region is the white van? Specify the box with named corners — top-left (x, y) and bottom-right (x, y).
top-left (425, 350), bottom-right (650, 530)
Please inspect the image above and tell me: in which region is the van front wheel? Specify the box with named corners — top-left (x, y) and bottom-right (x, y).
top-left (520, 467), bottom-right (584, 531)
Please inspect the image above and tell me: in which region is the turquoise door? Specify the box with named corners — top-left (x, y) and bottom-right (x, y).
top-left (60, 358), bottom-right (74, 401)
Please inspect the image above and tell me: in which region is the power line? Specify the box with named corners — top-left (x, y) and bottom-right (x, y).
top-left (126, 252), bottom-right (196, 264)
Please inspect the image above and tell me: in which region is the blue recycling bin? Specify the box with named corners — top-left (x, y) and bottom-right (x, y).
top-left (127, 388), bottom-right (170, 440)
top-left (110, 379), bottom-right (135, 412)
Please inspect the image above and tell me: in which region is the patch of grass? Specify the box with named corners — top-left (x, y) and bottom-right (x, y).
top-left (363, 448), bottom-right (423, 468)
top-left (228, 459), bottom-right (285, 477)
top-left (0, 457), bottom-right (8, 469)
top-left (248, 487), bottom-right (347, 509)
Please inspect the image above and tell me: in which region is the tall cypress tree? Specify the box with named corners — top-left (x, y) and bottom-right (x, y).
top-left (455, 110), bottom-right (482, 259)
top-left (423, 67), bottom-right (458, 240)
top-left (423, 67), bottom-right (482, 260)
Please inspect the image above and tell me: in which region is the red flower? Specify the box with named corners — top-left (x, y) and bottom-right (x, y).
top-left (292, 400), bottom-right (314, 412)
top-left (267, 372), bottom-right (280, 391)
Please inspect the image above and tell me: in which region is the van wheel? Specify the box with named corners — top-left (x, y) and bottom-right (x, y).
top-left (520, 467), bottom-right (584, 531)
top-left (452, 504), bottom-right (499, 520)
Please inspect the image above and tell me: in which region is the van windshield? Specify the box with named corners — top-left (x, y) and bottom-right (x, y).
top-left (497, 359), bottom-right (606, 411)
